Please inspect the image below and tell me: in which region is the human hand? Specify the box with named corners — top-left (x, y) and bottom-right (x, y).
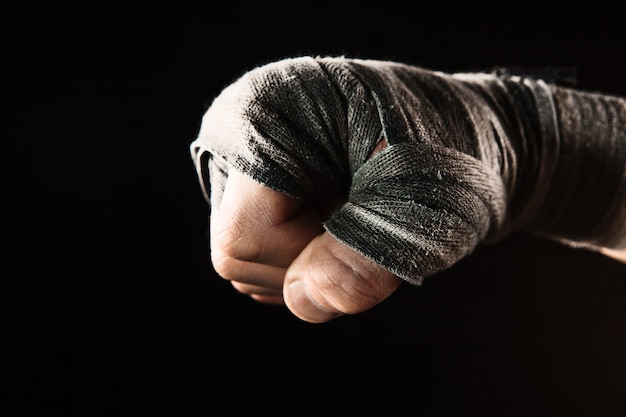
top-left (210, 169), bottom-right (403, 323)
top-left (192, 56), bottom-right (626, 324)
top-left (210, 167), bottom-right (624, 324)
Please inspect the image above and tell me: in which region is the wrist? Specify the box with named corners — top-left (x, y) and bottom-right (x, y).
top-left (519, 84), bottom-right (626, 249)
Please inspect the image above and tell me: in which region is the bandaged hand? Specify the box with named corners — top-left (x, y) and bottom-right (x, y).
top-left (191, 56), bottom-right (626, 323)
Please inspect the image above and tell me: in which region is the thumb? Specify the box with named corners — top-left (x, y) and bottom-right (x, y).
top-left (284, 232), bottom-right (403, 323)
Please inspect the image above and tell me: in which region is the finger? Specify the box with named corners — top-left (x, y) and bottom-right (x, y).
top-left (211, 170), bottom-right (324, 270)
top-left (230, 281), bottom-right (285, 306)
top-left (231, 281), bottom-right (284, 300)
top-left (283, 232), bottom-right (404, 323)
top-left (211, 244), bottom-right (286, 288)
top-left (249, 294), bottom-right (285, 305)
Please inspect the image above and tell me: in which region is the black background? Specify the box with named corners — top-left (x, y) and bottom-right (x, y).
top-left (5, 1), bottom-right (626, 416)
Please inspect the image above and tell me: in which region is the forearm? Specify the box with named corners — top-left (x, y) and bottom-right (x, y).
top-left (516, 85), bottom-right (626, 248)
top-left (538, 86), bottom-right (626, 249)
top-left (454, 73), bottom-right (626, 250)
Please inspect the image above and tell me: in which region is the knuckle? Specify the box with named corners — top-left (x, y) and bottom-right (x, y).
top-left (210, 245), bottom-right (239, 281)
top-left (212, 218), bottom-right (262, 264)
top-left (308, 249), bottom-right (383, 315)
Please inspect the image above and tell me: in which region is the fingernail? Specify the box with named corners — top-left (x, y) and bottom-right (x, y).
top-left (287, 280), bottom-right (339, 323)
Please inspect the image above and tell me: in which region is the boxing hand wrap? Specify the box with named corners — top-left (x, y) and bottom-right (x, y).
top-left (190, 56), bottom-right (626, 284)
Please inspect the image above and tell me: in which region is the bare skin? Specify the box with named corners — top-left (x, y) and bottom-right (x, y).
top-left (210, 170), bottom-right (402, 323)
top-left (600, 247), bottom-right (626, 263)
top-left (210, 170), bottom-right (625, 324)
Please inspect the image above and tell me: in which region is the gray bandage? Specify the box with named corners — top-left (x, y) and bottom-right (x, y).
top-left (190, 56), bottom-right (626, 284)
